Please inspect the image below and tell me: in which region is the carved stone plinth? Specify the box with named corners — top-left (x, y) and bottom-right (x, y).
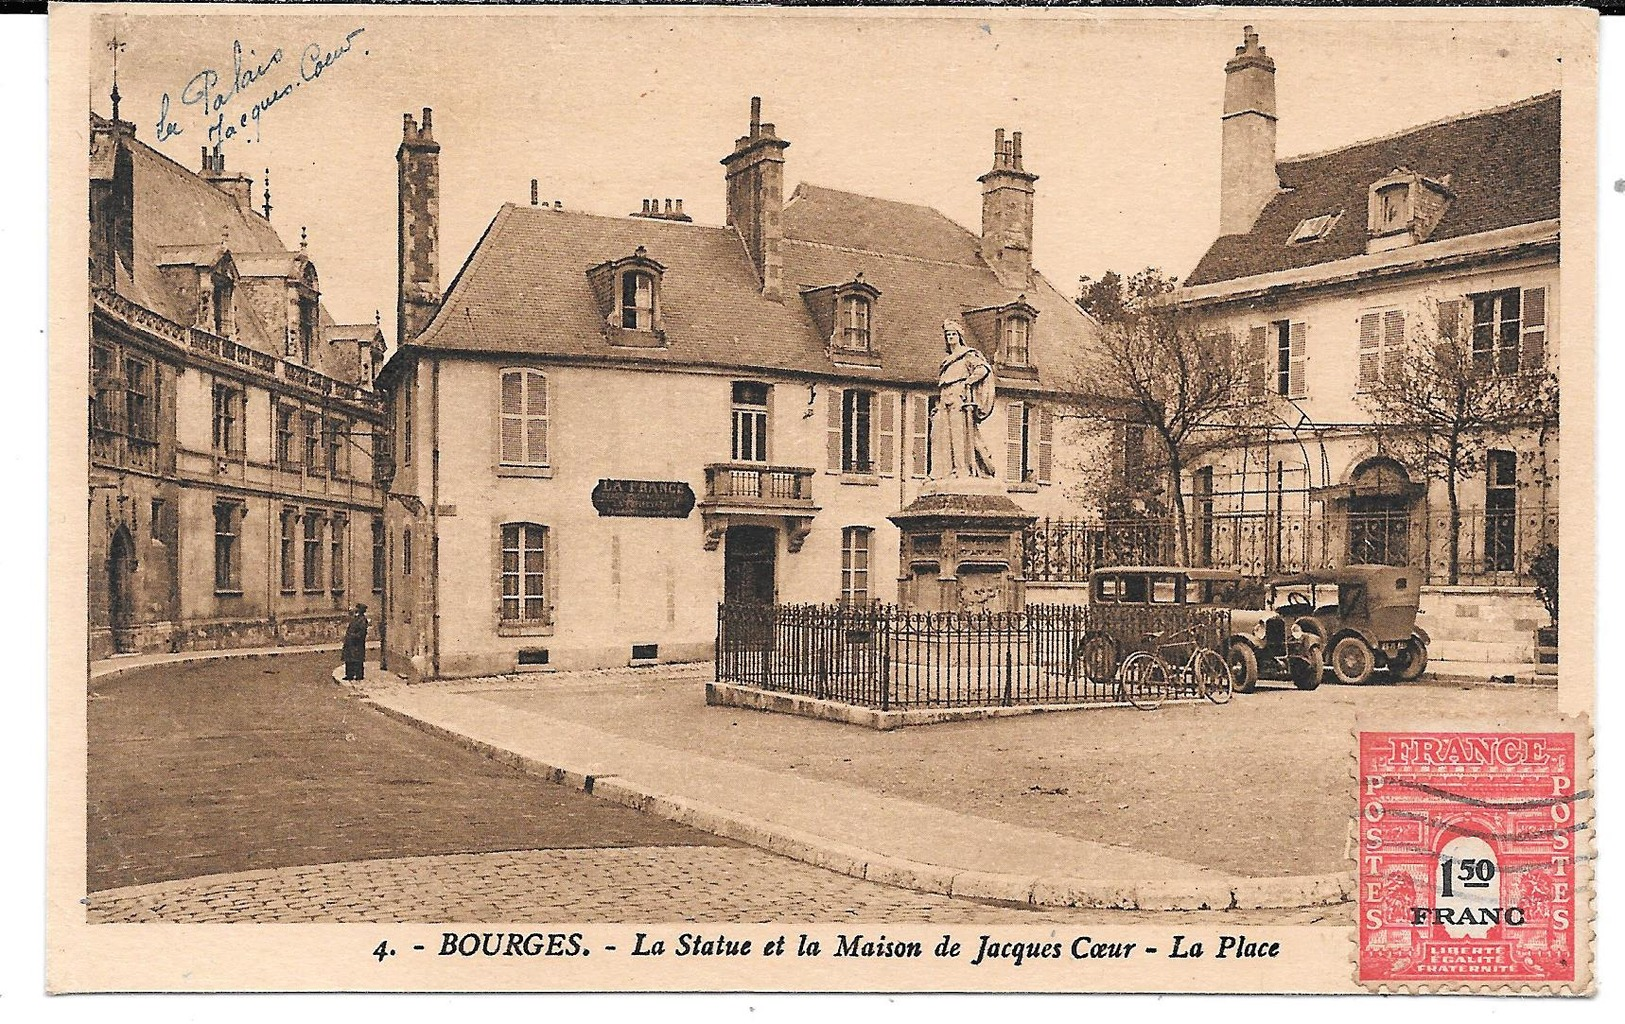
top-left (887, 481), bottom-right (1038, 613)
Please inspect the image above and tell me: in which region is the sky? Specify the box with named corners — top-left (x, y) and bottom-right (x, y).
top-left (87, 7), bottom-right (1578, 349)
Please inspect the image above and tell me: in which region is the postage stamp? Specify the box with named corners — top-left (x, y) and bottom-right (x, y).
top-left (1358, 731), bottom-right (1586, 989)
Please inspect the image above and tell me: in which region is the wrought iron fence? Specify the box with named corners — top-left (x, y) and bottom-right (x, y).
top-left (1026, 504), bottom-right (1557, 586)
top-left (715, 602), bottom-right (1230, 711)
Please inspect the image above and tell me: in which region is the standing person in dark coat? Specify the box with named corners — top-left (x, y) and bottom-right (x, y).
top-left (343, 603), bottom-right (369, 680)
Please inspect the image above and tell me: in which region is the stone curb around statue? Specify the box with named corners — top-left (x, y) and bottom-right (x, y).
top-left (363, 688), bottom-right (1355, 913)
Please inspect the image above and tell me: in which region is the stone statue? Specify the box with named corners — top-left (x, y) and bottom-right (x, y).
top-left (934, 319), bottom-right (998, 478)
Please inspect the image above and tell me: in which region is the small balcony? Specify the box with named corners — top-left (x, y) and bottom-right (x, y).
top-left (699, 463), bottom-right (819, 552)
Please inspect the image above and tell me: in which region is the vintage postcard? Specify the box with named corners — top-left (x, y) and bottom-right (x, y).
top-left (47, 2), bottom-right (1597, 994)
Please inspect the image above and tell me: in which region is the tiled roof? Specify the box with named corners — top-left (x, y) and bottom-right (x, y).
top-left (1185, 92), bottom-right (1560, 288)
top-left (414, 189), bottom-right (1092, 392)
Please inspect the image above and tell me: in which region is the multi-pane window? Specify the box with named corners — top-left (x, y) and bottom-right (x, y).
top-left (1471, 289), bottom-right (1523, 376)
top-left (91, 344), bottom-right (117, 433)
top-left (1357, 310), bottom-right (1405, 390)
top-left (500, 523), bottom-right (548, 623)
top-left (841, 295), bottom-right (872, 351)
top-left (276, 404), bottom-right (297, 468)
top-left (621, 271), bottom-right (655, 330)
top-left (303, 413), bottom-right (323, 474)
top-left (841, 389), bottom-right (874, 473)
top-left (123, 357), bottom-right (155, 442)
top-left (731, 381), bottom-right (769, 463)
top-left (212, 274), bottom-right (233, 337)
top-left (302, 511), bottom-right (324, 592)
top-left (213, 501), bottom-right (242, 593)
top-left (331, 514), bottom-right (347, 593)
top-left (327, 419), bottom-right (346, 478)
top-left (1002, 315), bottom-right (1030, 366)
top-left (1485, 450), bottom-right (1517, 573)
top-left (841, 527), bottom-right (872, 606)
top-left (279, 506), bottom-right (297, 593)
top-left (1006, 400), bottom-right (1054, 485)
top-left (297, 296), bottom-right (317, 363)
top-left (499, 369), bottom-right (550, 467)
top-left (371, 517), bottom-right (385, 594)
top-left (211, 383), bottom-right (243, 454)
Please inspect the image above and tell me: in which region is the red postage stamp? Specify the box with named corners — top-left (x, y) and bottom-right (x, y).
top-left (1358, 732), bottom-right (1580, 986)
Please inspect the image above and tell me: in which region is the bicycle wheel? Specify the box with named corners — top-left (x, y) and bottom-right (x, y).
top-left (1190, 647), bottom-right (1232, 704)
top-left (1117, 651), bottom-right (1166, 711)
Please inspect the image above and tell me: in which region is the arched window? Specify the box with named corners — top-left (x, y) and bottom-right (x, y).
top-left (500, 523), bottom-right (549, 624)
top-left (841, 294), bottom-right (872, 351)
top-left (621, 270), bottom-right (655, 330)
top-left (499, 368), bottom-right (549, 467)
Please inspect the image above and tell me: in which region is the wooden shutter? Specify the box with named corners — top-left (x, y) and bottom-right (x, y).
top-left (1288, 322), bottom-right (1307, 398)
top-left (876, 392), bottom-right (896, 476)
top-left (826, 387), bottom-right (842, 472)
top-left (1381, 310), bottom-right (1405, 383)
top-left (1521, 286), bottom-right (1547, 371)
top-left (1005, 400), bottom-right (1025, 482)
top-left (1437, 298), bottom-right (1464, 342)
top-left (1357, 313), bottom-right (1381, 390)
top-left (527, 370), bottom-right (549, 465)
top-left (910, 394), bottom-right (929, 478)
top-left (1246, 326), bottom-right (1268, 394)
top-left (1036, 403), bottom-right (1054, 484)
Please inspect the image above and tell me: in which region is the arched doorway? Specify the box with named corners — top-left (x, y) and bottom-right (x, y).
top-left (107, 524), bottom-right (138, 653)
top-left (1346, 457), bottom-right (1415, 566)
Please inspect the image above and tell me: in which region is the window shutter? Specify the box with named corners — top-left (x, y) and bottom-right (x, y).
top-left (910, 394), bottom-right (929, 478)
top-left (499, 371), bottom-right (521, 463)
top-left (1358, 312), bottom-right (1381, 390)
top-left (1005, 400), bottom-right (1024, 482)
top-left (1521, 286), bottom-right (1547, 371)
top-left (1036, 403), bottom-right (1054, 484)
top-left (826, 387), bottom-right (842, 472)
top-left (1288, 322), bottom-right (1307, 398)
top-left (1246, 326), bottom-right (1268, 394)
top-left (1381, 310), bottom-right (1405, 383)
top-left (876, 392), bottom-right (896, 476)
top-left (1436, 298), bottom-right (1464, 342)
top-left (527, 371), bottom-right (549, 465)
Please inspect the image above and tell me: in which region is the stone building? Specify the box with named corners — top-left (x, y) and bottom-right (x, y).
top-left (88, 110), bottom-right (387, 658)
top-left (1172, 27), bottom-right (1562, 667)
top-left (378, 101), bottom-right (1120, 679)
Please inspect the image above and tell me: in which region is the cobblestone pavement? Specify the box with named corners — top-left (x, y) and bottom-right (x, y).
top-left (88, 653), bottom-right (728, 892)
top-left (89, 846), bottom-right (1336, 925)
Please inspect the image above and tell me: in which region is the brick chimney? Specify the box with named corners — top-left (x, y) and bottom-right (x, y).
top-left (631, 198), bottom-right (693, 223)
top-left (397, 107), bottom-right (441, 345)
top-left (1220, 25), bottom-right (1281, 236)
top-left (200, 144), bottom-right (256, 216)
top-left (978, 128), bottom-right (1038, 289)
top-left (722, 97), bottom-right (789, 301)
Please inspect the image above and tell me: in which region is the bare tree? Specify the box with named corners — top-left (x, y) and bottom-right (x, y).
top-left (1358, 297), bottom-right (1558, 584)
top-left (1073, 269), bottom-right (1266, 565)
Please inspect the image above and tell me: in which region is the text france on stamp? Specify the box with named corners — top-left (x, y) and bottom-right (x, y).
top-left (1358, 732), bottom-right (1578, 986)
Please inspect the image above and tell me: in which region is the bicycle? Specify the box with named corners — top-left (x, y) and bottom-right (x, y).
top-left (1116, 626), bottom-right (1232, 709)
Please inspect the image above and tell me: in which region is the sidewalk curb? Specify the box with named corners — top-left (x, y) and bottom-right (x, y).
top-left (365, 693), bottom-right (1354, 912)
top-left (90, 643), bottom-right (350, 681)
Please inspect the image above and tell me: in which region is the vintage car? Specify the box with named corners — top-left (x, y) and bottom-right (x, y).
top-left (1079, 566), bottom-right (1320, 692)
top-left (1266, 565), bottom-right (1430, 685)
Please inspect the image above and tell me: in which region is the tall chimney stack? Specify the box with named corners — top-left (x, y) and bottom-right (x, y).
top-left (199, 144), bottom-right (256, 216)
top-left (721, 96), bottom-right (789, 301)
top-left (978, 127), bottom-right (1038, 289)
top-left (397, 107), bottom-right (442, 345)
top-left (1219, 25), bottom-right (1281, 236)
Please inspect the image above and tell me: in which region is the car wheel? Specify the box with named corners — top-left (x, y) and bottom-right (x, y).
top-left (1392, 637), bottom-right (1429, 682)
top-left (1291, 640), bottom-right (1324, 690)
top-left (1227, 641), bottom-right (1259, 694)
top-left (1330, 635), bottom-right (1376, 685)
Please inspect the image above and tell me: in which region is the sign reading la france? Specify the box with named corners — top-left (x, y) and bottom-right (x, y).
top-left (591, 479), bottom-right (696, 519)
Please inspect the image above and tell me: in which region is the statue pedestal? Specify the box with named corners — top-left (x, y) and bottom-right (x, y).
top-left (888, 480), bottom-right (1039, 613)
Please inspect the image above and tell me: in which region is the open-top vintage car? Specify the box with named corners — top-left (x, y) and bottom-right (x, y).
top-left (1266, 565), bottom-right (1430, 685)
top-left (1080, 566), bottom-right (1321, 693)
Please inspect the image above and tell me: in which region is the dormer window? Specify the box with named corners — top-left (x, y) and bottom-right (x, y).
top-left (1289, 211), bottom-right (1341, 245)
top-left (621, 269), bottom-right (655, 330)
top-left (587, 247), bottom-right (667, 345)
top-left (841, 294), bottom-right (872, 351)
top-left (1002, 313), bottom-right (1031, 366)
top-left (1367, 168), bottom-right (1452, 252)
top-left (211, 273), bottom-right (234, 337)
top-left (1373, 181), bottom-right (1411, 235)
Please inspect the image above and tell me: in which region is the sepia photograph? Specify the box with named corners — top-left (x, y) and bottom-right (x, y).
top-left (47, 2), bottom-right (1597, 994)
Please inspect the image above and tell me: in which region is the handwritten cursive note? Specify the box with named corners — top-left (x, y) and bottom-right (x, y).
top-left (154, 27), bottom-right (366, 148)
